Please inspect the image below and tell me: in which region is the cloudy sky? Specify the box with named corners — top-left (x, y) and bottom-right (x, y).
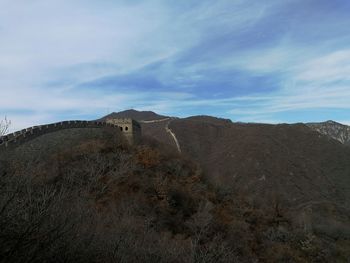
top-left (1, 0), bottom-right (350, 130)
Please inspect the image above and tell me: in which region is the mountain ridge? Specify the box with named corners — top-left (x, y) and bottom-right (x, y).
top-left (100, 109), bottom-right (169, 122)
top-left (307, 120), bottom-right (350, 145)
top-left (103, 110), bottom-right (350, 207)
top-left (100, 109), bottom-right (350, 147)
top-left (2, 109), bottom-right (350, 261)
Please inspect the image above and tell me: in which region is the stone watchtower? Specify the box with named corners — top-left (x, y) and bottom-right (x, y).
top-left (105, 118), bottom-right (141, 144)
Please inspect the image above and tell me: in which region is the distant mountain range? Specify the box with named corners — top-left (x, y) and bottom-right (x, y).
top-left (307, 120), bottom-right (350, 146)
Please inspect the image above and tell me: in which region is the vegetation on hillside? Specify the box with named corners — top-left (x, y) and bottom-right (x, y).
top-left (0, 130), bottom-right (349, 262)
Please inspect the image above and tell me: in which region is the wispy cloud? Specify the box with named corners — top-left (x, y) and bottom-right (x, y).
top-left (0, 0), bottom-right (350, 130)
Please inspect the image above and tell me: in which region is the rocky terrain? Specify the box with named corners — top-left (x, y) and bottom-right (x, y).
top-left (307, 120), bottom-right (350, 146)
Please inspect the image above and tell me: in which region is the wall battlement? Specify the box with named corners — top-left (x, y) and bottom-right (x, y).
top-left (0, 119), bottom-right (141, 150)
top-left (105, 118), bottom-right (141, 144)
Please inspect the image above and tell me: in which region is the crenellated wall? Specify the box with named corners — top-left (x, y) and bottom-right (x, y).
top-left (105, 118), bottom-right (141, 144)
top-left (0, 120), bottom-right (121, 150)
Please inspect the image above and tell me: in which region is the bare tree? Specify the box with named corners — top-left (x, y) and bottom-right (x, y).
top-left (0, 116), bottom-right (11, 136)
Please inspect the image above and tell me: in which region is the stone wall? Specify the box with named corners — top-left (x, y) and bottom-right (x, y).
top-left (0, 121), bottom-right (120, 149)
top-left (0, 125), bottom-right (124, 164)
top-left (105, 118), bottom-right (141, 144)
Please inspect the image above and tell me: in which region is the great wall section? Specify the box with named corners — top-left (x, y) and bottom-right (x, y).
top-left (139, 118), bottom-right (182, 153)
top-left (0, 117), bottom-right (182, 162)
top-left (0, 120), bottom-right (125, 150)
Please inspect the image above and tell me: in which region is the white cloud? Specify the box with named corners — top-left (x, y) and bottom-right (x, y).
top-left (217, 43), bottom-right (350, 121)
top-left (0, 0), bottom-right (277, 128)
top-left (295, 49), bottom-right (350, 83)
top-left (0, 0), bottom-right (196, 126)
top-left (0, 0), bottom-right (349, 128)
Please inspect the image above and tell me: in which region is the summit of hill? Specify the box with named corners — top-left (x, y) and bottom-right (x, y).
top-left (101, 109), bottom-right (169, 122)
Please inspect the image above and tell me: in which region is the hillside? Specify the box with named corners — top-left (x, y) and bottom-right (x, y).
top-left (105, 111), bottom-right (350, 239)
top-left (1, 110), bottom-right (350, 262)
top-left (170, 117), bottom-right (350, 205)
top-left (307, 120), bottom-right (350, 146)
top-left (169, 117), bottom-right (350, 232)
top-left (103, 111), bottom-right (350, 209)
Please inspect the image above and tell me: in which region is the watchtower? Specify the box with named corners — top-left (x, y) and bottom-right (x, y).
top-left (105, 118), bottom-right (141, 144)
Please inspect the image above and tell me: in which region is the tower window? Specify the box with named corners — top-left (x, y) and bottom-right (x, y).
top-left (125, 126), bottom-right (129, 131)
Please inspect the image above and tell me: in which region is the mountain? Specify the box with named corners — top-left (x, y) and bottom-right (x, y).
top-left (307, 120), bottom-right (350, 146)
top-left (2, 109), bottom-right (350, 261)
top-left (100, 109), bottom-right (169, 121)
top-left (105, 111), bottom-right (350, 206)
top-left (169, 117), bottom-right (350, 205)
top-left (106, 110), bottom-right (350, 238)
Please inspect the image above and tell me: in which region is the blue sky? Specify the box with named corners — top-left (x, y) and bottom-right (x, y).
top-left (1, 0), bottom-right (350, 130)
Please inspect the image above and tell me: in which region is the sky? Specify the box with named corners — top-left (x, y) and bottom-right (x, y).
top-left (1, 0), bottom-right (350, 131)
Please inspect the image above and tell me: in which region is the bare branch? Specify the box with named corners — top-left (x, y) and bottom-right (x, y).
top-left (0, 116), bottom-right (11, 136)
